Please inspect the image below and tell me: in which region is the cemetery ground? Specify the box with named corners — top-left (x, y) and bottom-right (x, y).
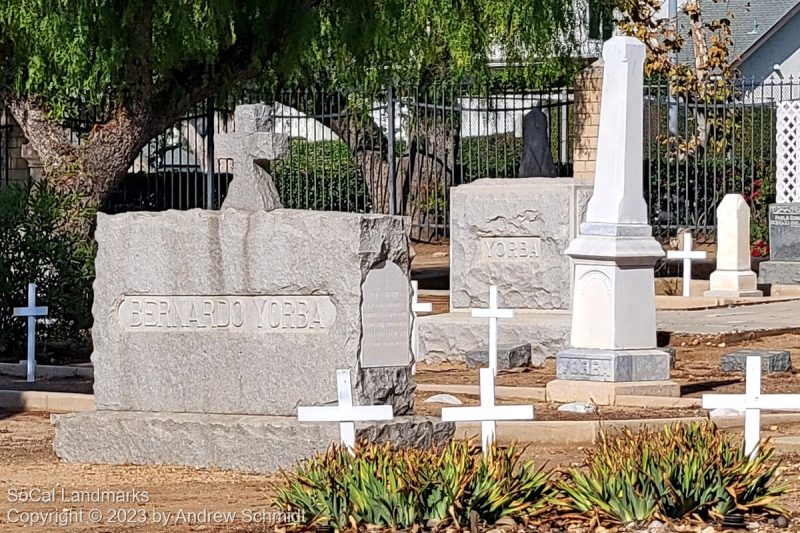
top-left (3, 333), bottom-right (800, 531)
top-left (2, 411), bottom-right (800, 532)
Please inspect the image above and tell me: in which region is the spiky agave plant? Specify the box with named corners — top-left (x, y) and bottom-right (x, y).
top-left (558, 422), bottom-right (787, 524)
top-left (274, 440), bottom-right (556, 528)
top-left (467, 443), bottom-right (555, 525)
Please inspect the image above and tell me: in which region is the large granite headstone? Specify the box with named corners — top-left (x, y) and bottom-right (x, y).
top-left (53, 209), bottom-right (452, 472)
top-left (760, 204), bottom-right (800, 284)
top-left (450, 178), bottom-right (592, 311)
top-left (518, 109), bottom-right (557, 177)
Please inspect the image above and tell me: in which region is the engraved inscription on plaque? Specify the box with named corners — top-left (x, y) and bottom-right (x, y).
top-left (770, 204), bottom-right (800, 227)
top-left (557, 356), bottom-right (613, 381)
top-left (480, 237), bottom-right (541, 260)
top-left (769, 204), bottom-right (800, 261)
top-left (118, 295), bottom-right (336, 332)
top-left (360, 261), bottom-right (410, 368)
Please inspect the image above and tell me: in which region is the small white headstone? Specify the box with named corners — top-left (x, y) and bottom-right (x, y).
top-left (666, 232), bottom-right (707, 297)
top-left (441, 367), bottom-right (534, 452)
top-left (703, 355), bottom-right (800, 456)
top-left (705, 195), bottom-right (762, 298)
top-left (12, 283), bottom-right (49, 383)
top-left (410, 280), bottom-right (432, 375)
top-left (361, 261), bottom-right (410, 367)
top-left (297, 368), bottom-right (394, 451)
top-left (471, 286), bottom-right (513, 374)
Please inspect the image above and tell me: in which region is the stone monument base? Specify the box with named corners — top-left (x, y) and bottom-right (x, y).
top-left (417, 310), bottom-right (571, 365)
top-left (704, 271), bottom-right (762, 298)
top-left (556, 348), bottom-right (672, 382)
top-left (545, 379), bottom-right (680, 405)
top-left (759, 261), bottom-right (800, 285)
top-left (53, 412), bottom-right (453, 473)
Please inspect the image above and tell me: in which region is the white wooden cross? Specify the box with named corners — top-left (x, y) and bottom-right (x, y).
top-left (441, 367), bottom-right (534, 453)
top-left (703, 355), bottom-right (800, 457)
top-left (666, 232), bottom-right (707, 297)
top-left (297, 369), bottom-right (394, 451)
top-left (411, 280), bottom-right (432, 375)
top-left (13, 283), bottom-right (49, 383)
top-left (471, 285), bottom-right (513, 373)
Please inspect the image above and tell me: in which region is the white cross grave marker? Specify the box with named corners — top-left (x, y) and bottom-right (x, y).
top-left (442, 367), bottom-right (534, 452)
top-left (411, 280), bottom-right (432, 375)
top-left (666, 232), bottom-right (707, 297)
top-left (297, 369), bottom-right (394, 451)
top-left (13, 283), bottom-right (48, 383)
top-left (471, 286), bottom-right (513, 374)
top-left (703, 355), bottom-right (800, 457)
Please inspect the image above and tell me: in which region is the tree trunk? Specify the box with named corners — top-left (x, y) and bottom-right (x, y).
top-left (6, 97), bottom-right (166, 226)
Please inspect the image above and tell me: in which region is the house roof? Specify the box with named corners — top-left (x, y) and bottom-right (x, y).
top-left (675, 0), bottom-right (800, 66)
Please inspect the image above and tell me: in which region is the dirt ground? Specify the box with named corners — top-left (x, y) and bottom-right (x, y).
top-left (4, 331), bottom-right (800, 530)
top-left (2, 412), bottom-right (800, 532)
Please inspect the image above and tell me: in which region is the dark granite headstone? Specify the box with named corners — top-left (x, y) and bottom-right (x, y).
top-left (721, 349), bottom-right (792, 373)
top-left (518, 109), bottom-right (557, 177)
top-left (466, 343), bottom-right (532, 369)
top-left (768, 204), bottom-right (800, 261)
top-left (759, 204), bottom-right (800, 284)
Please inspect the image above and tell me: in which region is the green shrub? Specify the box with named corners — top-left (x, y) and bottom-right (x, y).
top-left (272, 140), bottom-right (369, 212)
top-left (0, 181), bottom-right (96, 362)
top-left (457, 134), bottom-right (523, 182)
top-left (559, 422), bottom-right (786, 524)
top-left (274, 441), bottom-right (554, 528)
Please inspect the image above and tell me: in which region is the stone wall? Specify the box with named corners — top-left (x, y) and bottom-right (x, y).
top-left (572, 60), bottom-right (603, 183)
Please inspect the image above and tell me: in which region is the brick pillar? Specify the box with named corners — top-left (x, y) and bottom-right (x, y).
top-left (1, 109), bottom-right (37, 184)
top-left (572, 60), bottom-right (603, 183)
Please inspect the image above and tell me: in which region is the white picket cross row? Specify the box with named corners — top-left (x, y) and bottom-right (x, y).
top-left (441, 367), bottom-right (534, 453)
top-left (297, 369), bottom-right (394, 451)
top-left (410, 280), bottom-right (432, 375)
top-left (666, 232), bottom-right (707, 297)
top-left (12, 283), bottom-right (49, 383)
top-left (703, 355), bottom-right (800, 457)
top-left (471, 286), bottom-right (513, 373)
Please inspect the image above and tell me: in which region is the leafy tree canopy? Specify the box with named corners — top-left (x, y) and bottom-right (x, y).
top-left (0, 0), bottom-right (579, 116)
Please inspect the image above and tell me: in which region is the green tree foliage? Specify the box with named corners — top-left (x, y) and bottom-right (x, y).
top-left (0, 0), bottom-right (579, 209)
top-left (0, 181), bottom-right (96, 361)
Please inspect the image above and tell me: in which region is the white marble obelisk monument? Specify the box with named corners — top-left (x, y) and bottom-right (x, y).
top-left (548, 37), bottom-right (672, 401)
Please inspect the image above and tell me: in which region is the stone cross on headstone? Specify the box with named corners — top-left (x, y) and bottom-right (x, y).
top-left (666, 232), bottom-right (707, 297)
top-left (411, 280), bottom-right (432, 375)
top-left (297, 369), bottom-right (394, 451)
top-left (441, 367), bottom-right (534, 452)
top-left (471, 286), bottom-right (513, 374)
top-left (705, 194), bottom-right (762, 298)
top-left (703, 355), bottom-right (800, 457)
top-left (13, 283), bottom-right (48, 383)
top-left (218, 104), bottom-right (290, 211)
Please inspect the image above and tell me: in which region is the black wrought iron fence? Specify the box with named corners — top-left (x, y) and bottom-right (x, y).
top-left (41, 76), bottom-right (799, 244)
top-left (102, 82), bottom-right (574, 241)
top-left (644, 77), bottom-right (798, 242)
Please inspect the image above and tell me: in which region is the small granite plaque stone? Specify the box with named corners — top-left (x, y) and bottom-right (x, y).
top-left (721, 349), bottom-right (792, 374)
top-left (768, 204), bottom-right (800, 261)
top-left (466, 343), bottom-right (532, 370)
top-left (361, 261), bottom-right (411, 367)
